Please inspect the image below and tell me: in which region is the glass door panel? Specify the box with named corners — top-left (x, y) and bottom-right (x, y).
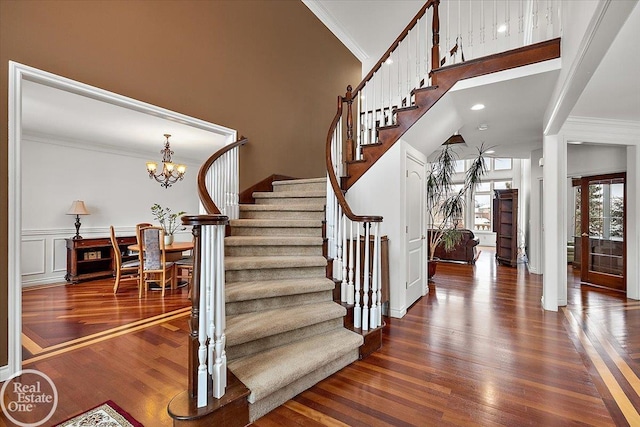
top-left (580, 174), bottom-right (626, 291)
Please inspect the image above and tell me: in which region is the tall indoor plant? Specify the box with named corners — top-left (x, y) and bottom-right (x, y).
top-left (426, 143), bottom-right (489, 277)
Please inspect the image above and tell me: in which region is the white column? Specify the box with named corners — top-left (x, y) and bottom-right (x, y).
top-left (542, 134), bottom-right (567, 311)
top-left (626, 145), bottom-right (640, 300)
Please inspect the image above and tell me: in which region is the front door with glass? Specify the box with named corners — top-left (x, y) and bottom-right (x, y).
top-left (573, 173), bottom-right (626, 291)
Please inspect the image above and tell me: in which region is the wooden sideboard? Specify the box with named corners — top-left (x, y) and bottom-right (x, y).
top-left (66, 235), bottom-right (137, 284)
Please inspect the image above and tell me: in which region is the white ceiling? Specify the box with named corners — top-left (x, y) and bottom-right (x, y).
top-left (21, 1), bottom-right (639, 163)
top-left (21, 80), bottom-right (229, 165)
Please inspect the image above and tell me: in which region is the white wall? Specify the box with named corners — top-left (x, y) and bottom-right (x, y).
top-left (21, 135), bottom-right (200, 286)
top-left (347, 141), bottom-right (425, 318)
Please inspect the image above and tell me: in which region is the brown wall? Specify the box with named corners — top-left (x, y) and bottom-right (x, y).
top-left (0, 1), bottom-right (361, 366)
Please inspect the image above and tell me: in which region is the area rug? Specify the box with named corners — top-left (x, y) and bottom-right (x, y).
top-left (55, 400), bottom-right (144, 427)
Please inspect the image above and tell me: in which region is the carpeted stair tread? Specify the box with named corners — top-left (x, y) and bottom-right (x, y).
top-left (252, 190), bottom-right (326, 199)
top-left (226, 277), bottom-right (335, 302)
top-left (226, 301), bottom-right (346, 347)
top-left (225, 236), bottom-right (323, 247)
top-left (272, 177), bottom-right (326, 187)
top-left (239, 204), bottom-right (324, 212)
top-left (229, 328), bottom-right (363, 404)
top-left (230, 219), bottom-right (322, 228)
top-left (225, 255), bottom-right (327, 271)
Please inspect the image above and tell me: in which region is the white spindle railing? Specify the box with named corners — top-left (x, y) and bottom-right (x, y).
top-left (352, 0), bottom-right (561, 163)
top-left (205, 146), bottom-right (240, 219)
top-left (199, 138), bottom-right (247, 218)
top-left (326, 96), bottom-right (384, 331)
top-left (177, 137), bottom-right (246, 408)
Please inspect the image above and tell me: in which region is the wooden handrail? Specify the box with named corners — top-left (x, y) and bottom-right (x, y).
top-left (351, 0), bottom-right (438, 97)
top-left (197, 137), bottom-right (248, 214)
top-left (326, 95), bottom-right (382, 223)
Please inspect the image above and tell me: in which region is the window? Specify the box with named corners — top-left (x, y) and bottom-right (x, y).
top-left (494, 180), bottom-right (512, 190)
top-left (453, 160), bottom-right (465, 173)
top-left (494, 158), bottom-right (512, 170)
top-left (475, 182), bottom-right (491, 192)
top-left (474, 194), bottom-right (492, 231)
top-left (472, 180), bottom-right (513, 232)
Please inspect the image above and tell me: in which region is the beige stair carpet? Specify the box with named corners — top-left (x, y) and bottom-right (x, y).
top-left (223, 177), bottom-right (363, 422)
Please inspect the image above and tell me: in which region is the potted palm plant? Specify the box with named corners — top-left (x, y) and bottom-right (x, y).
top-left (426, 142), bottom-right (489, 279)
top-left (151, 204), bottom-right (186, 245)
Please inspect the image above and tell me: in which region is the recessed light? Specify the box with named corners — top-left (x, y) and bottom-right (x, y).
top-left (471, 104), bottom-right (485, 111)
top-left (486, 150), bottom-right (496, 154)
top-left (385, 57), bottom-right (393, 65)
top-left (568, 141), bottom-right (583, 145)
top-left (497, 24), bottom-right (507, 33)
top-left (478, 124), bottom-right (488, 131)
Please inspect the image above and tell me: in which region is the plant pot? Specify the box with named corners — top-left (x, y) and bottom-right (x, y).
top-left (164, 234), bottom-right (174, 246)
top-left (428, 259), bottom-right (438, 280)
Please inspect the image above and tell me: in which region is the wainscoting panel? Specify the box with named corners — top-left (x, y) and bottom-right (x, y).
top-left (52, 238), bottom-right (68, 273)
top-left (21, 239), bottom-right (46, 276)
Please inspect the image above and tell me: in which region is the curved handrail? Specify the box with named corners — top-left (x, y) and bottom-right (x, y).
top-left (351, 0), bottom-right (437, 97)
top-left (326, 96), bottom-right (382, 223)
top-left (197, 137), bottom-right (248, 214)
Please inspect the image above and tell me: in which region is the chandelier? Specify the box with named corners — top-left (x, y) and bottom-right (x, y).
top-left (146, 134), bottom-right (186, 188)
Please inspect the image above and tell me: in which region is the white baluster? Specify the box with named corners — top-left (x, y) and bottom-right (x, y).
top-left (213, 224), bottom-right (226, 398)
top-left (341, 214), bottom-right (348, 302)
top-left (354, 223), bottom-right (361, 328)
top-left (197, 226), bottom-right (210, 407)
top-left (347, 220), bottom-right (355, 305)
top-left (370, 222), bottom-right (379, 329)
top-left (336, 205), bottom-right (343, 281)
top-left (376, 226), bottom-right (382, 327)
top-left (362, 222), bottom-right (370, 331)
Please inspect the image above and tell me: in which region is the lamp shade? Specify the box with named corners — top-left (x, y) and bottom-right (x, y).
top-left (66, 200), bottom-right (90, 216)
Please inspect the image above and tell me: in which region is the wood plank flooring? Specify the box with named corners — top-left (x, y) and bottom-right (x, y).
top-left (3, 248), bottom-right (637, 426)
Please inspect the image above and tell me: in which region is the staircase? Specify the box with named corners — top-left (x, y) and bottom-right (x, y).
top-left (223, 177), bottom-right (363, 422)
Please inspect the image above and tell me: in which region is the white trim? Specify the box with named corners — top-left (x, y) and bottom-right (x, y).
top-left (7, 61), bottom-right (237, 378)
top-left (301, 0), bottom-right (369, 62)
top-left (0, 364), bottom-right (9, 382)
top-left (559, 115), bottom-right (640, 301)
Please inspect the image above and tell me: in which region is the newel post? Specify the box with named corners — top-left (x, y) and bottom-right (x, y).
top-left (431, 0), bottom-right (441, 80)
top-left (344, 85), bottom-right (354, 162)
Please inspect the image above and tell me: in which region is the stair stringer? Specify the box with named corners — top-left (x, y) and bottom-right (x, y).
top-left (344, 38), bottom-right (561, 190)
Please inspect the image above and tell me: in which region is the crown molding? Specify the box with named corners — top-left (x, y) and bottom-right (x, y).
top-left (22, 131), bottom-right (203, 166)
top-left (302, 0), bottom-right (369, 62)
top-left (561, 116), bottom-right (640, 145)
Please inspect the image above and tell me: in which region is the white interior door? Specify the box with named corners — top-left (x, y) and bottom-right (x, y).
top-left (406, 155), bottom-right (425, 307)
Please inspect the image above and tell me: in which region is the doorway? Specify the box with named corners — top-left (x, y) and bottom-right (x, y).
top-left (6, 62), bottom-right (236, 378)
top-left (572, 173), bottom-right (626, 291)
top-left (405, 154), bottom-right (425, 307)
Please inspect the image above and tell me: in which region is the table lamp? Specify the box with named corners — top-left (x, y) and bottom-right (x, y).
top-left (66, 200), bottom-right (90, 240)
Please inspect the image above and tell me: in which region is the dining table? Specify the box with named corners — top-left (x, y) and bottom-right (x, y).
top-left (127, 241), bottom-right (194, 290)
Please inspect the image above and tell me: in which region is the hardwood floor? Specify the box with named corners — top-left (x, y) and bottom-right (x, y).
top-left (4, 248), bottom-right (638, 426)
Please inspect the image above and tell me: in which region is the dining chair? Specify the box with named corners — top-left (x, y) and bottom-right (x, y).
top-left (175, 256), bottom-right (194, 298)
top-left (139, 226), bottom-right (174, 297)
top-left (110, 226), bottom-right (140, 294)
top-left (134, 223), bottom-right (153, 290)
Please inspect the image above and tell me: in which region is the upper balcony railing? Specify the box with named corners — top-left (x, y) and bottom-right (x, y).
top-left (352, 0), bottom-right (562, 160)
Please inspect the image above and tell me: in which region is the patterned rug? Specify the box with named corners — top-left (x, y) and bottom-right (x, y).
top-left (55, 401), bottom-right (144, 427)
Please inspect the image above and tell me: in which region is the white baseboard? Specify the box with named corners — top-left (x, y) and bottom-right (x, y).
top-left (389, 307), bottom-right (407, 319)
